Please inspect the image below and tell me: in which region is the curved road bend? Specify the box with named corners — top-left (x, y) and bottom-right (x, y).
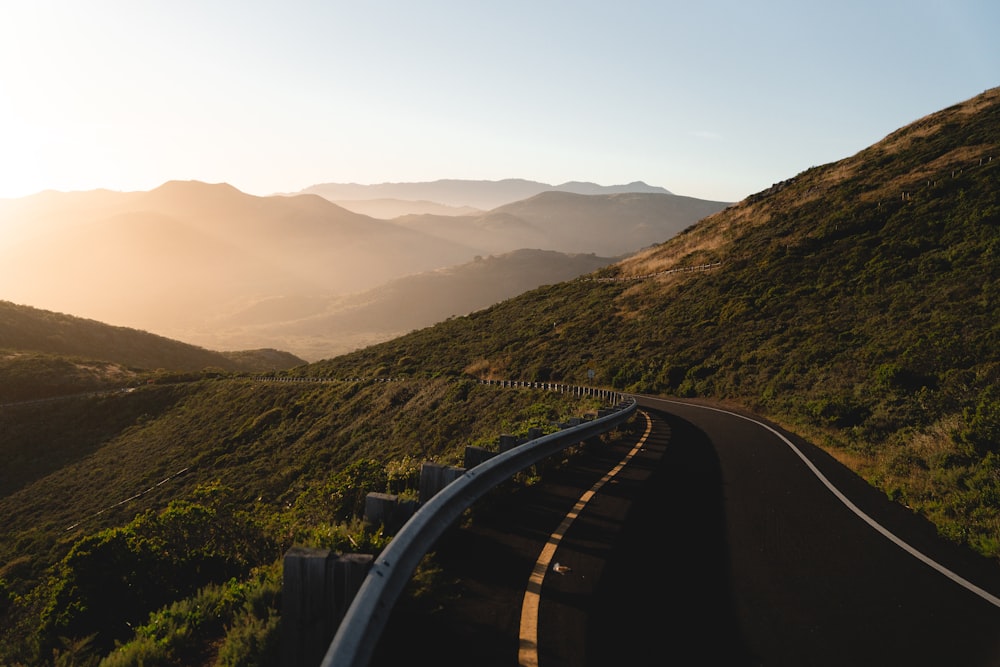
top-left (369, 396), bottom-right (1000, 667)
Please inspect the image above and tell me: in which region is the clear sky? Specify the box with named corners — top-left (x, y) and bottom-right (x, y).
top-left (1, 0), bottom-right (997, 203)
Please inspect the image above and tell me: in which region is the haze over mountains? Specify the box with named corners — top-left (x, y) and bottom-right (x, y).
top-left (296, 178), bottom-right (673, 211)
top-left (0, 180), bottom-right (727, 360)
top-left (0, 301), bottom-right (305, 380)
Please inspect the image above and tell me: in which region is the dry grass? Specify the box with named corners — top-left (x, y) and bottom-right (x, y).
top-left (874, 88), bottom-right (998, 157)
top-left (463, 356), bottom-right (511, 380)
top-left (903, 414), bottom-right (964, 463)
top-left (826, 446), bottom-right (874, 472)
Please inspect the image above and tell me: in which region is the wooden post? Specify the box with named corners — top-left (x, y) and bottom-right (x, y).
top-left (418, 462), bottom-right (465, 504)
top-left (282, 548), bottom-right (374, 667)
top-left (464, 445), bottom-right (496, 469)
top-left (365, 492), bottom-right (399, 527)
top-left (332, 553), bottom-right (375, 626)
top-left (282, 547), bottom-right (335, 667)
top-left (498, 434), bottom-right (519, 452)
top-left (364, 492), bottom-right (417, 534)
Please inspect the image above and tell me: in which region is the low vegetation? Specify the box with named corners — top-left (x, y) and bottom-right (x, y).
top-left (0, 371), bottom-right (606, 665)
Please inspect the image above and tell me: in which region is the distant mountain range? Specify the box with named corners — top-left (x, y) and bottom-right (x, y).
top-left (0, 180), bottom-right (728, 360)
top-left (296, 178), bottom-right (674, 211)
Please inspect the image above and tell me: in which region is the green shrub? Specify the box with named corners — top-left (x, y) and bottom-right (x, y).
top-left (99, 567), bottom-right (281, 667)
top-left (958, 384), bottom-right (1000, 455)
top-left (37, 484), bottom-right (274, 657)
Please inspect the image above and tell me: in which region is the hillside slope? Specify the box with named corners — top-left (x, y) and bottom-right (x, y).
top-left (0, 300), bottom-right (305, 379)
top-left (310, 87), bottom-right (1000, 557)
top-left (0, 182), bottom-right (480, 341)
top-left (182, 249), bottom-right (618, 360)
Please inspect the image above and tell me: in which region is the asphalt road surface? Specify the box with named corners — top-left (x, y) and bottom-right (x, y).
top-left (369, 396), bottom-right (1000, 666)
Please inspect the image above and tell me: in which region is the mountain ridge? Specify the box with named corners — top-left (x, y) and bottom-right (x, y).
top-left (296, 178), bottom-right (674, 210)
top-left (0, 181), bottom-right (724, 358)
top-left (188, 248), bottom-right (618, 360)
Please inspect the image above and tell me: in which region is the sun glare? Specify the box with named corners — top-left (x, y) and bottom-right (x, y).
top-left (0, 96), bottom-right (44, 199)
top-left (0, 4), bottom-right (112, 200)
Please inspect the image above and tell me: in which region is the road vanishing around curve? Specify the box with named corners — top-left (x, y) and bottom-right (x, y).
top-left (369, 395), bottom-right (1000, 667)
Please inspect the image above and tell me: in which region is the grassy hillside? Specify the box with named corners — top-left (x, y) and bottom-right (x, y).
top-left (308, 87), bottom-right (1000, 557)
top-left (0, 374), bottom-right (606, 664)
top-left (0, 88), bottom-right (997, 665)
top-left (0, 300), bottom-right (305, 379)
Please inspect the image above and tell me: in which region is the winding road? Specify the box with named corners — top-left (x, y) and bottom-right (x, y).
top-left (369, 395), bottom-right (1000, 666)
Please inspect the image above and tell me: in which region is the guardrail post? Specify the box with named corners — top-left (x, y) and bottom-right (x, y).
top-left (498, 434), bottom-right (519, 452)
top-left (418, 462), bottom-right (466, 504)
top-left (364, 492), bottom-right (417, 535)
top-left (333, 553), bottom-right (375, 626)
top-left (464, 445), bottom-right (496, 468)
top-left (282, 548), bottom-right (374, 667)
top-left (282, 547), bottom-right (335, 667)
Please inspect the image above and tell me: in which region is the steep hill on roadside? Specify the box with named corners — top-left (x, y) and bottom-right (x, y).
top-left (310, 87), bottom-right (1000, 560)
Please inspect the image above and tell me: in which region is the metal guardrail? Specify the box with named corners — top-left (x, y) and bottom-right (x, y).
top-left (320, 395), bottom-right (638, 667)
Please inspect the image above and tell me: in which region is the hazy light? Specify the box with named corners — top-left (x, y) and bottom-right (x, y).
top-left (0, 1), bottom-right (997, 201)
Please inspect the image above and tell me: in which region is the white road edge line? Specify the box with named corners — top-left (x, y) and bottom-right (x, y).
top-left (654, 397), bottom-right (1000, 609)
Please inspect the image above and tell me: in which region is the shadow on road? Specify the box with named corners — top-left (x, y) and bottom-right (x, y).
top-left (585, 409), bottom-right (757, 666)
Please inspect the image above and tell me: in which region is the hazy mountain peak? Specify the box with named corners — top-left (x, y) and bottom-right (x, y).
top-left (552, 180), bottom-right (672, 195)
top-left (297, 178), bottom-right (677, 210)
top-left (151, 179), bottom-right (243, 194)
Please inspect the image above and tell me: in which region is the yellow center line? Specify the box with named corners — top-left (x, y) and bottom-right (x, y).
top-left (518, 410), bottom-right (654, 667)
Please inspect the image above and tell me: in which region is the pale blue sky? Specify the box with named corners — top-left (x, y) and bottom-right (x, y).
top-left (1, 0), bottom-right (997, 203)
